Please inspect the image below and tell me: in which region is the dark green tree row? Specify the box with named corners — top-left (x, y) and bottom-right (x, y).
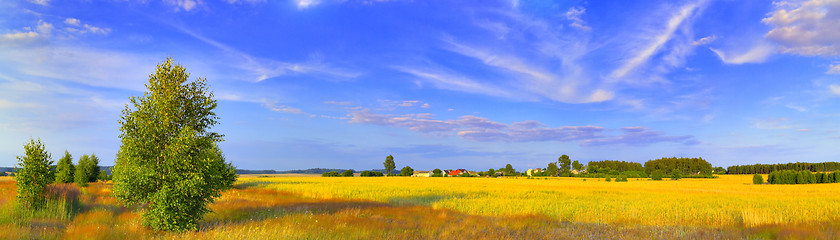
top-left (766, 170), bottom-right (840, 184)
top-left (587, 160), bottom-right (643, 174)
top-left (322, 170), bottom-right (355, 177)
top-left (643, 157), bottom-right (713, 176)
top-left (728, 162), bottom-right (840, 174)
top-left (360, 171), bottom-right (384, 177)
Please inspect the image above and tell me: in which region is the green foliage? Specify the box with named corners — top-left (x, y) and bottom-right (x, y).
top-left (503, 164), bottom-right (514, 176)
top-left (558, 155), bottom-right (571, 176)
top-left (752, 174), bottom-right (763, 184)
top-left (572, 160), bottom-right (583, 171)
top-left (360, 171), bottom-right (384, 177)
top-left (713, 167), bottom-right (727, 174)
top-left (15, 138), bottom-right (55, 211)
top-left (383, 155), bottom-right (396, 176)
top-left (486, 168), bottom-right (496, 177)
top-left (322, 171), bottom-right (340, 177)
top-left (74, 154), bottom-right (100, 187)
top-left (0, 171), bottom-right (6, 177)
top-left (615, 174), bottom-right (628, 182)
top-left (587, 160), bottom-right (644, 174)
top-left (766, 170), bottom-right (833, 184)
top-left (459, 171), bottom-right (472, 177)
top-left (342, 170), bottom-right (354, 177)
top-left (55, 151), bottom-right (75, 184)
top-left (670, 169), bottom-right (682, 180)
top-left (432, 168), bottom-right (443, 177)
top-left (644, 157), bottom-right (712, 177)
top-left (98, 170), bottom-right (111, 181)
top-left (546, 162), bottom-right (558, 176)
top-left (399, 166), bottom-right (414, 176)
top-left (112, 58), bottom-right (237, 232)
top-left (605, 177), bottom-right (611, 182)
top-left (650, 170), bottom-right (664, 180)
top-left (728, 162), bottom-right (840, 174)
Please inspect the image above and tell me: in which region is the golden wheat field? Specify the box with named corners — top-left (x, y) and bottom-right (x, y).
top-left (1, 175), bottom-right (839, 239)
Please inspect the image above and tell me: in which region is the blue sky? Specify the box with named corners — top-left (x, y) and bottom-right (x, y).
top-left (2, 0), bottom-right (840, 171)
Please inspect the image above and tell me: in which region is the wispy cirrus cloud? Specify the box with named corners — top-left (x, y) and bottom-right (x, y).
top-left (610, 1), bottom-right (705, 81)
top-left (710, 43), bottom-right (775, 64)
top-left (178, 27), bottom-right (361, 82)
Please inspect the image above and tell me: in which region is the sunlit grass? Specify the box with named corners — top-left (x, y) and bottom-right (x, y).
top-left (241, 175), bottom-right (840, 227)
top-left (0, 175), bottom-right (838, 239)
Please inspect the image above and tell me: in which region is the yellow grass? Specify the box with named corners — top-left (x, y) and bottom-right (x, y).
top-left (241, 175), bottom-right (840, 227)
top-left (0, 175), bottom-right (838, 239)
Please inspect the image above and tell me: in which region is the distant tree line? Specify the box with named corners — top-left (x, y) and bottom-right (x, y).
top-left (587, 160), bottom-right (644, 174)
top-left (764, 170), bottom-right (840, 184)
top-left (727, 162), bottom-right (840, 174)
top-left (644, 157), bottom-right (713, 176)
top-left (237, 168), bottom-right (360, 175)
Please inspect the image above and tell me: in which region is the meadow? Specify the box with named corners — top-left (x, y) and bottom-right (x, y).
top-left (0, 175), bottom-right (838, 239)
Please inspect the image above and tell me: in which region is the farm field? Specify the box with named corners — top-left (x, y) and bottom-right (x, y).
top-left (1, 175), bottom-right (839, 239)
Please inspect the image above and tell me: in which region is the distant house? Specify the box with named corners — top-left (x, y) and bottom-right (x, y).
top-left (527, 168), bottom-right (543, 176)
top-left (412, 171), bottom-right (432, 177)
top-left (448, 169), bottom-right (468, 176)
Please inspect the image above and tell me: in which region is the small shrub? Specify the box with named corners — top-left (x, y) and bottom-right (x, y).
top-left (671, 169), bottom-right (682, 180)
top-left (342, 170), bottom-right (354, 177)
top-left (322, 171), bottom-right (340, 177)
top-left (752, 174), bottom-right (763, 184)
top-left (651, 170), bottom-right (664, 180)
top-left (605, 177), bottom-right (611, 182)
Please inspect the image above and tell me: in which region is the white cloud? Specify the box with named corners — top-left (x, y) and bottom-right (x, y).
top-left (393, 66), bottom-right (515, 99)
top-left (753, 118), bottom-right (794, 129)
top-left (785, 103), bottom-right (807, 112)
top-left (297, 0), bottom-right (320, 9)
top-left (177, 27), bottom-right (360, 82)
top-left (827, 64), bottom-right (840, 74)
top-left (344, 107), bottom-right (694, 145)
top-left (566, 7), bottom-right (591, 31)
top-left (224, 0), bottom-right (266, 3)
top-left (830, 84), bottom-right (840, 96)
top-left (610, 2), bottom-right (700, 79)
top-left (263, 101), bottom-right (312, 116)
top-left (163, 0), bottom-right (203, 11)
top-left (693, 35), bottom-right (716, 46)
top-left (439, 37), bottom-right (613, 103)
top-left (0, 45), bottom-right (157, 91)
top-left (64, 18), bottom-right (80, 26)
top-left (762, 0), bottom-right (840, 56)
top-left (581, 127), bottom-right (697, 146)
top-left (29, 0), bottom-right (49, 6)
top-left (709, 43), bottom-right (775, 64)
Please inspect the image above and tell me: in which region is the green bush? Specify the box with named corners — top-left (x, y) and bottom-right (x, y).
top-left (752, 174), bottom-right (763, 184)
top-left (670, 169), bottom-right (682, 180)
top-left (360, 171), bottom-right (384, 177)
top-left (15, 138), bottom-right (55, 211)
top-left (650, 170), bottom-right (664, 180)
top-left (342, 170), bottom-right (354, 177)
top-left (400, 166), bottom-right (414, 176)
top-left (322, 171), bottom-right (340, 177)
top-left (605, 177), bottom-right (611, 182)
